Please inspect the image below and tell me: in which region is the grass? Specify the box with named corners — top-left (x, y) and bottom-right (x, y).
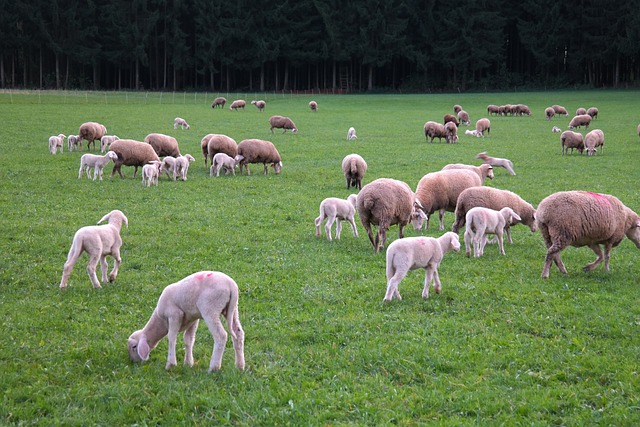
top-left (1, 89), bottom-right (640, 425)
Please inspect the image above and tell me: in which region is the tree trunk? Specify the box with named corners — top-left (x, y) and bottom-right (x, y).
top-left (260, 63), bottom-right (265, 91)
top-left (367, 64), bottom-right (373, 91)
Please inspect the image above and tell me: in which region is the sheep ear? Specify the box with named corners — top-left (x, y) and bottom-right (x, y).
top-left (137, 336), bottom-right (150, 361)
top-left (97, 212), bottom-right (111, 224)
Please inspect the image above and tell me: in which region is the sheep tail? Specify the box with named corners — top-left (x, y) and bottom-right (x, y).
top-left (226, 285), bottom-right (239, 341)
top-left (350, 158), bottom-right (358, 175)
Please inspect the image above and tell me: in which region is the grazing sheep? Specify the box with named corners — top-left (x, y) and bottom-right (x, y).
top-left (569, 114), bottom-right (592, 130)
top-left (423, 121), bottom-right (447, 143)
top-left (144, 133), bottom-right (181, 157)
top-left (173, 117), bottom-right (190, 129)
top-left (357, 178), bottom-right (417, 254)
top-left (161, 156), bottom-right (178, 180)
top-left (545, 107), bottom-right (555, 121)
top-left (560, 130), bottom-right (585, 155)
top-left (141, 161), bottom-right (163, 187)
top-left (127, 271), bottom-right (245, 372)
top-left (235, 139), bottom-right (282, 175)
top-left (78, 122), bottom-right (107, 151)
top-left (444, 121), bottom-right (458, 143)
top-left (584, 129), bottom-right (604, 156)
top-left (109, 139), bottom-right (161, 178)
top-left (552, 126), bottom-right (562, 133)
top-left (309, 100), bottom-right (318, 112)
top-left (202, 134), bottom-right (238, 167)
top-left (315, 194), bottom-right (359, 241)
top-left (341, 153), bottom-right (367, 190)
top-left (269, 115), bottom-right (297, 134)
top-left (552, 105), bottom-right (569, 116)
top-left (229, 99), bottom-right (246, 111)
top-left (210, 152), bottom-right (239, 177)
top-left (536, 191), bottom-right (640, 278)
top-left (451, 186), bottom-right (537, 239)
top-left (49, 134), bottom-right (65, 154)
top-left (67, 135), bottom-right (81, 152)
top-left (487, 105), bottom-right (500, 116)
top-left (60, 210), bottom-right (128, 289)
top-left (347, 127), bottom-right (357, 140)
top-left (515, 104), bottom-right (531, 116)
top-left (78, 151), bottom-right (118, 181)
top-left (100, 135), bottom-right (120, 153)
top-left (250, 100), bottom-right (266, 112)
top-left (586, 107), bottom-right (598, 119)
top-left (457, 110), bottom-right (471, 125)
top-left (443, 114), bottom-right (459, 127)
top-left (384, 232), bottom-right (460, 301)
top-left (440, 163), bottom-right (494, 183)
top-left (464, 207), bottom-right (521, 257)
top-left (498, 105), bottom-right (509, 116)
top-left (453, 105), bottom-right (463, 114)
top-left (576, 107), bottom-right (587, 116)
top-left (475, 118), bottom-right (491, 137)
top-left (211, 97), bottom-right (226, 109)
top-left (174, 154), bottom-right (195, 180)
top-left (475, 152), bottom-right (516, 175)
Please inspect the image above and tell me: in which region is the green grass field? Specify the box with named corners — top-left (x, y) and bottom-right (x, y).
top-left (1, 89), bottom-right (639, 425)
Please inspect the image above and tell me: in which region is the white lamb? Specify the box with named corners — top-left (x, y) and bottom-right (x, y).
top-left (67, 135), bottom-right (81, 152)
top-left (161, 156), bottom-right (178, 180)
top-left (78, 151), bottom-right (119, 181)
top-left (463, 207), bottom-right (521, 258)
top-left (314, 194), bottom-right (359, 241)
top-left (475, 152), bottom-right (516, 176)
top-left (210, 152), bottom-right (239, 177)
top-left (174, 154), bottom-right (195, 180)
top-left (100, 135), bottom-right (120, 153)
top-left (464, 129), bottom-right (479, 136)
top-left (60, 210), bottom-right (128, 289)
top-left (49, 134), bottom-right (66, 154)
top-left (141, 161), bottom-right (163, 187)
top-left (347, 127), bottom-right (357, 140)
top-left (173, 117), bottom-right (190, 130)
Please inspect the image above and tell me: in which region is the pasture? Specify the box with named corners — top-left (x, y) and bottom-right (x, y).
top-left (1, 90), bottom-right (639, 425)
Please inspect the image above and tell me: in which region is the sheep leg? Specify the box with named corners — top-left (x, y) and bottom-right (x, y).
top-left (347, 217), bottom-right (358, 238)
top-left (325, 216), bottom-right (336, 241)
top-left (86, 254), bottom-right (102, 289)
top-left (438, 209), bottom-right (445, 231)
top-left (78, 165), bottom-right (85, 179)
top-left (111, 163), bottom-right (124, 178)
top-left (463, 228), bottom-right (473, 257)
top-left (183, 320), bottom-right (199, 367)
top-left (99, 256), bottom-right (109, 283)
top-left (422, 267), bottom-right (435, 299)
top-left (542, 241), bottom-right (568, 279)
top-left (335, 219), bottom-right (342, 240)
top-left (165, 317), bottom-right (183, 370)
top-left (473, 224), bottom-right (487, 257)
top-left (108, 248), bottom-right (122, 282)
top-left (376, 223), bottom-right (390, 253)
top-left (505, 226), bottom-right (513, 244)
top-left (60, 247), bottom-right (81, 289)
top-left (202, 315), bottom-right (228, 372)
top-left (384, 269), bottom-right (407, 302)
top-left (314, 214), bottom-right (325, 238)
top-left (496, 230), bottom-right (505, 255)
top-left (584, 244), bottom-right (605, 272)
top-left (363, 222), bottom-right (376, 252)
top-left (229, 309), bottom-right (245, 370)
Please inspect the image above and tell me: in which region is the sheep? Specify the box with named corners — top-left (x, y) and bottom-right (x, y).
top-left (211, 97), bottom-right (226, 109)
top-left (453, 105), bottom-right (463, 114)
top-left (560, 130), bottom-right (585, 155)
top-left (229, 99), bottom-right (246, 111)
top-left (498, 105), bottom-right (509, 116)
top-left (315, 194), bottom-right (359, 241)
top-left (451, 186), bottom-right (537, 240)
top-left (457, 110), bottom-right (471, 125)
top-left (67, 135), bottom-right (81, 152)
top-left (584, 129), bottom-right (604, 156)
top-left (235, 139), bottom-right (282, 175)
top-left (109, 139), bottom-right (161, 178)
top-left (174, 154), bottom-right (195, 180)
top-left (440, 163), bottom-right (495, 183)
top-left (545, 107), bottom-right (555, 121)
top-left (568, 114), bottom-right (592, 130)
top-left (464, 129), bottom-right (479, 136)
top-left (444, 121), bottom-right (458, 144)
top-left (210, 152), bottom-right (240, 177)
top-left (515, 104), bottom-right (531, 116)
top-left (552, 105), bottom-right (569, 116)
top-left (552, 126), bottom-right (562, 133)
top-left (100, 135), bottom-right (120, 153)
top-left (341, 153), bottom-right (367, 190)
top-left (464, 207), bottom-right (521, 257)
top-left (423, 121), bottom-right (447, 143)
top-left (127, 271), bottom-right (245, 372)
top-left (536, 191), bottom-right (640, 278)
top-left (59, 210), bottom-right (128, 289)
top-left (250, 100), bottom-right (266, 112)
top-left (78, 151), bottom-right (118, 181)
top-left (443, 114), bottom-right (459, 127)
top-left (269, 115), bottom-right (297, 134)
top-left (48, 134), bottom-right (65, 154)
top-left (576, 107), bottom-right (587, 116)
top-left (309, 100), bottom-right (318, 112)
top-left (78, 122), bottom-right (107, 151)
top-left (141, 160), bottom-right (163, 187)
top-left (487, 105), bottom-right (500, 116)
top-left (173, 117), bottom-right (190, 129)
top-left (384, 232), bottom-right (460, 301)
top-left (475, 151), bottom-right (516, 175)
top-left (144, 133), bottom-right (181, 157)
top-left (415, 168), bottom-right (490, 231)
top-left (586, 107), bottom-right (599, 119)
top-left (475, 118), bottom-right (491, 137)
top-left (202, 133), bottom-right (238, 167)
top-left (347, 127), bottom-right (357, 140)
top-left (161, 156), bottom-right (178, 180)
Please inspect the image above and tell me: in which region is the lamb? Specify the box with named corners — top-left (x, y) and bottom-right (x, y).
top-left (584, 129), bottom-right (604, 156)
top-left (444, 121), bottom-right (458, 143)
top-left (463, 207), bottom-right (521, 257)
top-left (587, 107), bottom-right (599, 119)
top-left (440, 163), bottom-right (494, 183)
top-left (536, 191), bottom-right (640, 278)
top-left (67, 135), bottom-right (81, 152)
top-left (269, 115), bottom-right (297, 134)
top-left (475, 151), bottom-right (516, 175)
top-left (229, 99), bottom-right (246, 111)
top-left (144, 133), bottom-right (181, 157)
top-left (384, 232), bottom-right (460, 301)
top-left (49, 134), bottom-right (65, 154)
top-left (315, 194), bottom-right (359, 241)
top-left (341, 153), bottom-right (368, 190)
top-left (100, 135), bottom-right (120, 153)
top-left (475, 118), bottom-right (491, 137)
top-left (210, 152), bottom-right (240, 177)
top-left (174, 154), bottom-right (195, 180)
top-left (161, 156), bottom-right (178, 180)
top-left (127, 271), bottom-right (245, 372)
top-left (173, 117), bottom-right (190, 129)
top-left (235, 139), bottom-right (282, 175)
top-left (309, 100), bottom-right (318, 112)
top-left (59, 209), bottom-right (128, 289)
top-left (552, 105), bottom-right (569, 116)
top-left (552, 126), bottom-right (562, 133)
top-left (464, 129), bottom-right (479, 136)
top-left (78, 122), bottom-right (107, 151)
top-left (211, 97), bottom-right (226, 109)
top-left (487, 105), bottom-right (500, 116)
top-left (109, 139), bottom-right (161, 178)
top-left (443, 114), bottom-right (459, 127)
top-left (568, 114), bottom-right (592, 130)
top-left (560, 130), bottom-right (585, 155)
top-left (347, 127), bottom-right (357, 140)
top-left (141, 160), bottom-right (163, 187)
top-left (451, 186), bottom-right (537, 239)
top-left (357, 178), bottom-right (418, 254)
top-left (202, 133), bottom-right (238, 167)
top-left (545, 107), bottom-right (555, 121)
top-left (576, 107), bottom-right (587, 116)
top-left (78, 151), bottom-right (118, 181)
top-left (423, 121), bottom-right (447, 143)
top-left (251, 100), bottom-right (266, 112)
top-left (457, 110), bottom-right (471, 125)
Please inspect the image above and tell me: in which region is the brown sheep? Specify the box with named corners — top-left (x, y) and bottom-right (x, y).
top-left (202, 134), bottom-right (238, 167)
top-left (78, 122), bottom-right (107, 151)
top-left (569, 114), bottom-right (592, 130)
top-left (560, 130), bottom-right (585, 155)
top-left (229, 100), bottom-right (246, 111)
top-left (424, 121), bottom-right (447, 143)
top-left (211, 97), bottom-right (226, 108)
top-left (144, 133), bottom-right (180, 157)
top-left (109, 139), bottom-right (160, 178)
top-left (236, 139), bottom-right (282, 175)
top-left (443, 114), bottom-right (459, 127)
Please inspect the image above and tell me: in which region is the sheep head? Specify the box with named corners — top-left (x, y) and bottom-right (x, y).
top-left (127, 330), bottom-right (150, 362)
top-left (98, 210), bottom-right (128, 228)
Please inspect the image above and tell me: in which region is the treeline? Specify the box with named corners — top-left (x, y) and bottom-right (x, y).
top-left (1, 0), bottom-right (639, 92)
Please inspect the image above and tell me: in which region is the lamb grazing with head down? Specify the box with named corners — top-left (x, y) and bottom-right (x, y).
top-left (251, 100), bottom-right (266, 112)
top-left (341, 153), bottom-right (367, 190)
top-left (49, 134), bottom-right (66, 154)
top-left (210, 152), bottom-right (240, 177)
top-left (60, 210), bottom-right (128, 289)
top-left (552, 126), bottom-right (562, 133)
top-left (67, 135), bottom-right (81, 152)
top-left (347, 127), bottom-right (357, 140)
top-left (475, 152), bottom-right (516, 175)
top-left (475, 118), bottom-right (491, 137)
top-left (269, 115), bottom-right (297, 134)
top-left (142, 161), bottom-right (163, 187)
top-left (229, 99), bottom-right (246, 111)
top-left (584, 129), bottom-right (604, 156)
top-left (78, 122), bottom-right (107, 151)
top-left (560, 130), bottom-right (584, 155)
top-left (384, 232), bottom-right (460, 302)
top-left (464, 207), bottom-right (521, 258)
top-left (309, 100), bottom-right (318, 112)
top-left (315, 194), bottom-right (359, 241)
top-left (173, 117), bottom-right (190, 129)
top-left (202, 134), bottom-right (238, 167)
top-left (109, 139), bottom-right (161, 178)
top-left (235, 139), bottom-right (282, 175)
top-left (174, 154), bottom-right (195, 180)
top-left (211, 97), bottom-right (226, 109)
top-left (569, 114), bottom-right (592, 130)
top-left (144, 133), bottom-right (181, 157)
top-left (100, 135), bottom-right (120, 153)
top-left (457, 110), bottom-right (471, 125)
top-left (78, 151), bottom-right (119, 181)
top-left (536, 191), bottom-right (640, 278)
top-left (127, 271), bottom-right (245, 372)
top-left (423, 121), bottom-right (447, 143)
top-left (552, 105), bottom-right (569, 116)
